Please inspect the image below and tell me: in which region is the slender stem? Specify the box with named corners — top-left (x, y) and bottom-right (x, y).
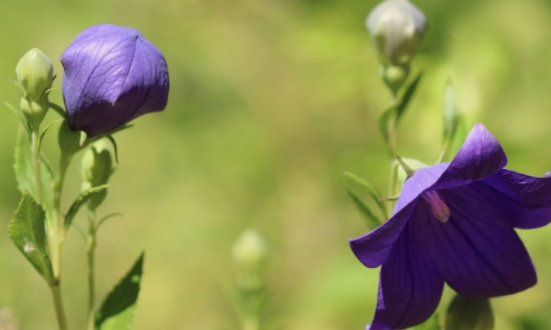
top-left (50, 154), bottom-right (71, 279)
top-left (243, 293), bottom-right (260, 330)
top-left (86, 209), bottom-right (97, 330)
top-left (387, 95), bottom-right (398, 159)
top-left (51, 284), bottom-right (68, 330)
top-left (47, 153), bottom-right (72, 330)
top-left (31, 130), bottom-right (43, 205)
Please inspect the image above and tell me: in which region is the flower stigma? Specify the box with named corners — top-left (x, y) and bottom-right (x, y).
top-left (422, 190), bottom-right (450, 223)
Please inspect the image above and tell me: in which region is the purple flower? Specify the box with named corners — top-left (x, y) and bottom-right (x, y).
top-left (61, 24), bottom-right (169, 137)
top-left (350, 123), bottom-right (551, 330)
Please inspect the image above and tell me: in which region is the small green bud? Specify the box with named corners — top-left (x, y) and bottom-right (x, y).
top-left (380, 63), bottom-right (410, 95)
top-left (81, 140), bottom-right (114, 210)
top-left (232, 229), bottom-right (269, 292)
top-left (16, 48), bottom-right (54, 130)
top-left (367, 0), bottom-right (428, 66)
top-left (446, 295), bottom-right (494, 330)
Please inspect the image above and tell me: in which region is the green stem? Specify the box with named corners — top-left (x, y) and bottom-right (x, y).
top-left (48, 152), bottom-right (72, 330)
top-left (51, 284), bottom-right (68, 330)
top-left (387, 95), bottom-right (398, 159)
top-left (86, 210), bottom-right (97, 330)
top-left (51, 154), bottom-right (71, 279)
top-left (243, 293), bottom-right (260, 330)
top-left (31, 130), bottom-right (43, 205)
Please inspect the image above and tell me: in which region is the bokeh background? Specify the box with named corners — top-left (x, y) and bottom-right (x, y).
top-left (1, 0), bottom-right (551, 329)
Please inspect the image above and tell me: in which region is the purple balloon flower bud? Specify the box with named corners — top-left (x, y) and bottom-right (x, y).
top-left (61, 24), bottom-right (169, 137)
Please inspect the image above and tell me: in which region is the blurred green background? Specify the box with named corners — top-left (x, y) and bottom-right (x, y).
top-left (1, 0), bottom-right (551, 329)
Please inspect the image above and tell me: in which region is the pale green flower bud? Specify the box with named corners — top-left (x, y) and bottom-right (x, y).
top-left (446, 295), bottom-right (494, 330)
top-left (81, 139), bottom-right (114, 210)
top-left (367, 0), bottom-right (428, 66)
top-left (16, 48), bottom-right (54, 130)
top-left (232, 229), bottom-right (269, 292)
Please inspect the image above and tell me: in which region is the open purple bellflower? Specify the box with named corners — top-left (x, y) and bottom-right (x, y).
top-left (350, 123), bottom-right (551, 330)
top-left (61, 24), bottom-right (169, 137)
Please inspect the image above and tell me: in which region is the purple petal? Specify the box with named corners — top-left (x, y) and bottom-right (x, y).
top-left (432, 123), bottom-right (507, 191)
top-left (479, 170), bottom-right (551, 229)
top-left (349, 164), bottom-right (448, 268)
top-left (423, 184), bottom-right (536, 297)
top-left (349, 202), bottom-right (415, 268)
top-left (370, 224), bottom-right (444, 329)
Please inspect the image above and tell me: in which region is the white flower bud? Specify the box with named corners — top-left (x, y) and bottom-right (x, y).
top-left (367, 0), bottom-right (428, 65)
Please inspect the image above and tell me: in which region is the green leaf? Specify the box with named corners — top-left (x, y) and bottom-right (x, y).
top-left (443, 81), bottom-right (460, 143)
top-left (105, 135), bottom-right (120, 164)
top-left (97, 212), bottom-right (124, 230)
top-left (8, 192), bottom-right (53, 283)
top-left (414, 313), bottom-right (442, 330)
top-left (396, 72), bottom-right (422, 123)
top-left (378, 105), bottom-right (398, 143)
top-left (344, 172), bottom-right (386, 228)
top-left (344, 172), bottom-right (386, 217)
top-left (445, 118), bottom-right (468, 162)
top-left (49, 102), bottom-right (67, 119)
top-left (40, 119), bottom-right (63, 147)
top-left (347, 191), bottom-right (382, 230)
top-left (96, 253), bottom-right (144, 330)
top-left (14, 127), bottom-right (55, 220)
top-left (4, 101), bottom-right (31, 136)
top-left (64, 185), bottom-right (109, 231)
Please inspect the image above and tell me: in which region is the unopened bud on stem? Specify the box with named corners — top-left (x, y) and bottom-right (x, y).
top-left (232, 229), bottom-right (269, 292)
top-left (367, 0), bottom-right (427, 66)
top-left (81, 140), bottom-right (114, 210)
top-left (16, 48), bottom-right (54, 130)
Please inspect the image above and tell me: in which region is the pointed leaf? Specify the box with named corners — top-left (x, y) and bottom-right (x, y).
top-left (14, 127), bottom-right (55, 220)
top-left (396, 72), bottom-right (422, 123)
top-left (105, 135), bottom-right (120, 164)
top-left (4, 101), bottom-right (31, 136)
top-left (97, 212), bottom-right (124, 230)
top-left (444, 118), bottom-right (468, 162)
top-left (49, 102), bottom-right (67, 119)
top-left (344, 172), bottom-right (386, 217)
top-left (443, 81), bottom-right (460, 143)
top-left (64, 185), bottom-right (109, 231)
top-left (8, 192), bottom-right (53, 283)
top-left (40, 120), bottom-right (63, 146)
top-left (96, 253), bottom-right (144, 330)
top-left (347, 191), bottom-right (382, 230)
